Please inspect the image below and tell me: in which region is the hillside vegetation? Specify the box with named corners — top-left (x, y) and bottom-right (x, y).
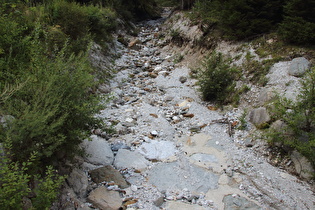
top-left (0, 0), bottom-right (159, 208)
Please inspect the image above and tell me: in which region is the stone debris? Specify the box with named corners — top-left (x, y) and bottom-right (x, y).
top-left (58, 9), bottom-right (315, 210)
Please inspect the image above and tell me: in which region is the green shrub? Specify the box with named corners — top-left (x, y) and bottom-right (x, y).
top-left (32, 166), bottom-right (65, 209)
top-left (85, 5), bottom-right (117, 43)
top-left (0, 29), bottom-right (104, 169)
top-left (0, 13), bottom-right (33, 87)
top-left (197, 52), bottom-right (238, 104)
top-left (0, 146), bottom-right (31, 209)
top-left (0, 143), bottom-right (65, 209)
top-left (48, 0), bottom-right (90, 54)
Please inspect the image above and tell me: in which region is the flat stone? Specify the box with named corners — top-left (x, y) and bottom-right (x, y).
top-left (223, 194), bottom-right (262, 210)
top-left (82, 135), bottom-right (114, 165)
top-left (137, 140), bottom-right (177, 161)
top-left (288, 57), bottom-right (310, 77)
top-left (67, 168), bottom-right (88, 198)
top-left (148, 162), bottom-right (218, 193)
top-left (114, 149), bottom-right (149, 171)
top-left (89, 165), bottom-right (129, 188)
top-left (87, 186), bottom-right (122, 210)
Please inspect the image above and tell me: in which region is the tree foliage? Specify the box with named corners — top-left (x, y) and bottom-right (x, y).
top-left (0, 0), bottom-right (115, 208)
top-left (192, 0), bottom-right (284, 40)
top-left (197, 52), bottom-right (238, 104)
top-left (278, 0), bottom-right (315, 44)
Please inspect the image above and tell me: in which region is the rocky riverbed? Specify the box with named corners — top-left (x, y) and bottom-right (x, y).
top-left (59, 11), bottom-right (315, 210)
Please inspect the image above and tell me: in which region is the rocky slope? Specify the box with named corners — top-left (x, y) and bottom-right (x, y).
top-left (57, 9), bottom-right (315, 210)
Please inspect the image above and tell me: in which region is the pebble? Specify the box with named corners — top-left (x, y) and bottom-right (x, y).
top-left (150, 130), bottom-right (158, 136)
top-left (131, 185), bottom-right (138, 192)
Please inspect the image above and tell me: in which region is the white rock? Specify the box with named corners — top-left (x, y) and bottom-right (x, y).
top-left (126, 118), bottom-right (134, 123)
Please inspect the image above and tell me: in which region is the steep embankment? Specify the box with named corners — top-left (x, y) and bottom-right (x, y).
top-left (60, 10), bottom-right (315, 210)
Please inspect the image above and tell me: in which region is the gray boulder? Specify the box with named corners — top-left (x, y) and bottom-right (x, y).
top-left (249, 107), bottom-right (271, 128)
top-left (82, 135), bottom-right (114, 165)
top-left (288, 57), bottom-right (310, 77)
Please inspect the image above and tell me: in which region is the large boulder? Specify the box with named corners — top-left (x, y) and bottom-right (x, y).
top-left (81, 135), bottom-right (114, 165)
top-left (87, 186), bottom-right (122, 210)
top-left (288, 57), bottom-right (311, 77)
top-left (89, 165), bottom-right (129, 189)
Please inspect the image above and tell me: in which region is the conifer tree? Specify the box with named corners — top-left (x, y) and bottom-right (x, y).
top-left (278, 0), bottom-right (315, 44)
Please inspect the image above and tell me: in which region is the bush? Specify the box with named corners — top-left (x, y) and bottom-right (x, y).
top-left (197, 52), bottom-right (238, 104)
top-left (0, 143), bottom-right (65, 209)
top-left (1, 44), bottom-right (104, 168)
top-left (85, 5), bottom-right (117, 43)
